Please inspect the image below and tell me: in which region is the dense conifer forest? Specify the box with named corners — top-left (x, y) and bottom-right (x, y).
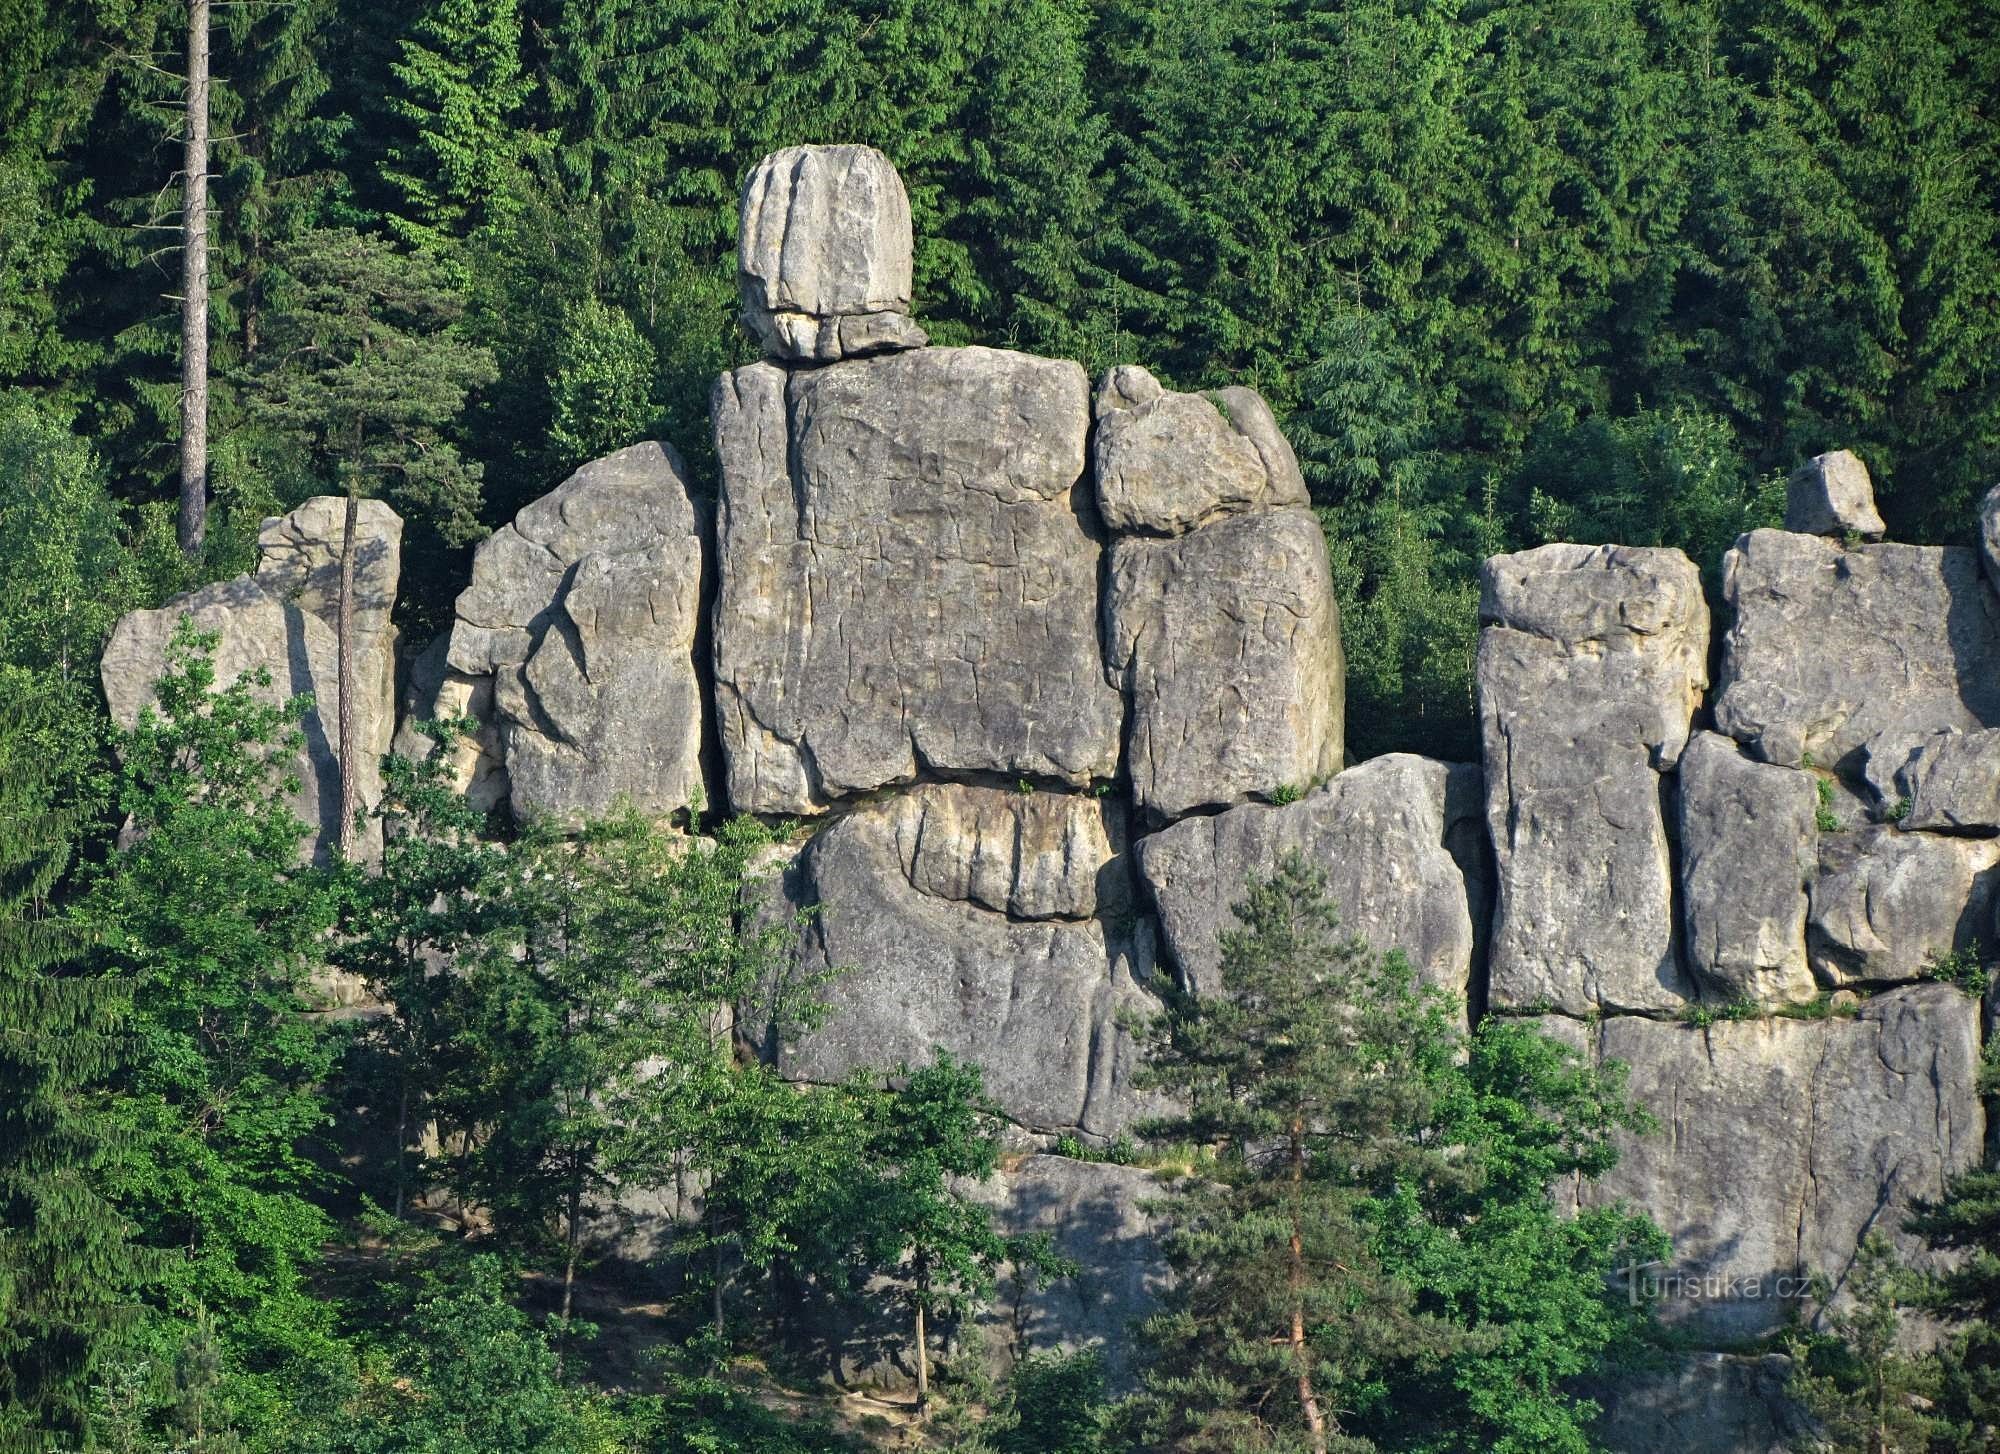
top-left (2, 2), bottom-right (1998, 1451)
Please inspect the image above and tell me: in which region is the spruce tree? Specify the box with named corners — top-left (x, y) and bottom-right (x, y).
top-left (0, 690), bottom-right (142, 1453)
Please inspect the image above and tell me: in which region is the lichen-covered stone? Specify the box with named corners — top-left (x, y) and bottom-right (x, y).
top-left (1562, 986), bottom-right (1985, 1339)
top-left (1135, 753), bottom-right (1483, 1012)
top-left (1478, 544), bottom-right (1707, 1013)
top-left (1783, 449), bottom-right (1885, 539)
top-left (1105, 508), bottom-right (1343, 821)
top-left (1091, 365), bottom-right (1308, 536)
top-left (1808, 825), bottom-right (2000, 986)
top-left (103, 498), bottom-right (403, 863)
top-left (737, 145), bottom-right (923, 363)
top-left (711, 348), bottom-right (1122, 815)
top-left (1677, 732), bottom-right (1818, 1007)
top-left (754, 785), bottom-right (1160, 1138)
top-left (445, 442), bottom-right (706, 826)
top-left (1713, 530), bottom-right (2000, 771)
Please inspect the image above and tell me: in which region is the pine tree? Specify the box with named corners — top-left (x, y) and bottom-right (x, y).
top-left (0, 690), bottom-right (143, 1453)
top-left (1787, 1234), bottom-right (1947, 1453)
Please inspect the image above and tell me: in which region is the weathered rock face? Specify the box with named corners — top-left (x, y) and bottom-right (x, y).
top-left (737, 144), bottom-right (925, 363)
top-left (1783, 449), bottom-right (1885, 539)
top-left (1564, 986), bottom-right (1985, 1340)
top-left (1478, 544), bottom-right (1707, 1014)
top-left (1584, 1354), bottom-right (1803, 1454)
top-left (1713, 530), bottom-right (2000, 772)
top-left (711, 348), bottom-right (1122, 815)
top-left (964, 1156), bottom-right (1169, 1387)
top-left (1981, 483), bottom-right (2000, 595)
top-left (445, 442), bottom-right (707, 827)
top-left (102, 498), bottom-right (402, 863)
top-left (1135, 753), bottom-right (1484, 1012)
top-left (1677, 732), bottom-right (1818, 1007)
top-left (1091, 365), bottom-right (1309, 535)
top-left (1105, 508), bottom-right (1343, 821)
top-left (1888, 727), bottom-right (2000, 830)
top-left (753, 784), bottom-right (1159, 1139)
top-left (1808, 826), bottom-right (2000, 986)
top-left (392, 634), bottom-right (506, 814)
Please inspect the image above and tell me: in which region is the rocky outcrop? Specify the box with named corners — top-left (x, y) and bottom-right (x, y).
top-left (445, 442), bottom-right (708, 827)
top-left (1808, 826), bottom-right (2000, 986)
top-left (711, 348), bottom-right (1121, 814)
top-left (1135, 753), bottom-right (1484, 1012)
top-left (752, 784), bottom-right (1159, 1139)
top-left (1713, 530), bottom-right (2000, 772)
top-left (1783, 449), bottom-right (1885, 539)
top-left (1091, 365), bottom-right (1310, 535)
top-left (1562, 986), bottom-right (1985, 1339)
top-left (1584, 1354), bottom-right (1803, 1454)
top-left (392, 634), bottom-right (506, 814)
top-left (1884, 727), bottom-right (2000, 830)
top-left (1677, 732), bottom-right (1819, 1007)
top-left (1478, 544), bottom-right (1707, 1014)
top-left (737, 144), bottom-right (926, 363)
top-left (1097, 368), bottom-right (1342, 821)
top-left (966, 1156), bottom-right (1168, 1387)
top-left (102, 497), bottom-right (402, 863)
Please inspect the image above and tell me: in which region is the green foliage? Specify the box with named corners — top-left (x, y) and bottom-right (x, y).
top-left (1786, 1235), bottom-right (1947, 1453)
top-left (1126, 856), bottom-right (1662, 1453)
top-left (1922, 946), bottom-right (1991, 997)
top-left (1815, 777), bottom-right (1845, 834)
top-left (1679, 999), bottom-right (1762, 1028)
top-left (546, 298), bottom-right (659, 470)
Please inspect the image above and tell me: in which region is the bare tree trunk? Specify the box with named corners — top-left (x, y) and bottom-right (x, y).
top-left (1290, 1119), bottom-right (1329, 1454)
top-left (914, 1296), bottom-right (929, 1412)
top-left (336, 492), bottom-right (358, 857)
top-left (393, 1072), bottom-right (409, 1220)
top-left (177, 0), bottom-right (210, 558)
top-left (557, 1163), bottom-right (582, 1380)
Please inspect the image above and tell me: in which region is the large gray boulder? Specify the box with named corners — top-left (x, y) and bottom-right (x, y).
top-left (1676, 732), bottom-right (1818, 1007)
top-left (1134, 753), bottom-right (1484, 1013)
top-left (737, 144), bottom-right (925, 363)
top-left (1563, 985), bottom-right (1985, 1339)
top-left (1808, 826), bottom-right (2000, 986)
top-left (392, 634), bottom-right (506, 815)
top-left (445, 442), bottom-right (708, 827)
top-left (753, 784), bottom-right (1160, 1139)
top-left (102, 497), bottom-right (403, 863)
top-left (711, 348), bottom-right (1122, 815)
top-left (1478, 544), bottom-right (1707, 1014)
top-left (1885, 727), bottom-right (2000, 830)
top-left (1091, 365), bottom-right (1309, 536)
top-left (1105, 509), bottom-right (1344, 821)
top-left (1712, 530), bottom-right (2000, 772)
top-left (1783, 449), bottom-right (1885, 539)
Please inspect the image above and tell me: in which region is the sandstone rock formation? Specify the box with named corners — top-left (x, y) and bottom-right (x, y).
top-left (392, 634), bottom-right (506, 814)
top-left (1885, 727), bottom-right (2000, 830)
top-left (737, 144), bottom-right (925, 363)
top-left (1135, 753), bottom-right (1484, 1011)
top-left (711, 348), bottom-right (1121, 814)
top-left (753, 784), bottom-right (1159, 1139)
top-left (1808, 826), bottom-right (2000, 985)
top-left (1676, 732), bottom-right (1818, 1006)
top-left (1096, 367), bottom-right (1343, 820)
top-left (1713, 530), bottom-right (2000, 772)
top-left (1783, 448), bottom-right (1885, 539)
top-left (102, 497), bottom-right (402, 863)
top-left (1585, 1354), bottom-right (1803, 1454)
top-left (445, 441), bottom-right (708, 826)
top-left (1561, 985), bottom-right (1985, 1339)
top-left (1478, 543), bottom-right (1707, 1013)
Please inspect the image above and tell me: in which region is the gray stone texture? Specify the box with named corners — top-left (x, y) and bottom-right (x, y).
top-left (711, 348), bottom-right (1122, 815)
top-left (1562, 986), bottom-right (1985, 1340)
top-left (1585, 1354), bottom-right (1803, 1454)
top-left (1713, 529), bottom-right (2000, 772)
top-left (1134, 753), bottom-right (1485, 1013)
top-left (1091, 364), bottom-right (1309, 536)
top-left (1105, 508), bottom-right (1344, 821)
top-left (737, 144), bottom-right (924, 362)
top-left (102, 497), bottom-right (403, 863)
top-left (1808, 825), bottom-right (2000, 986)
top-left (392, 634), bottom-right (507, 814)
top-left (1887, 727), bottom-right (2000, 831)
top-left (1981, 482), bottom-right (2000, 595)
top-left (446, 441), bottom-right (708, 827)
top-left (754, 784), bottom-right (1160, 1138)
top-left (1478, 543), bottom-right (1708, 1013)
top-left (1676, 732), bottom-right (1819, 1007)
top-left (1783, 448), bottom-right (1886, 539)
